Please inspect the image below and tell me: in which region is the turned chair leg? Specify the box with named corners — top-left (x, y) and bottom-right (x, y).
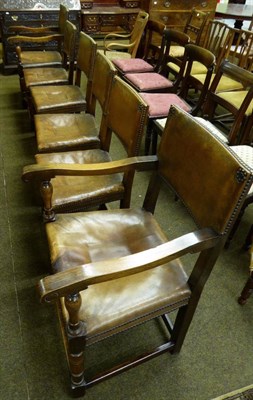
top-left (65, 293), bottom-right (87, 395)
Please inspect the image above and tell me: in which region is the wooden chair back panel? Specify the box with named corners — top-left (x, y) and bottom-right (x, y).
top-left (184, 8), bottom-right (209, 44)
top-left (76, 32), bottom-right (97, 79)
top-left (128, 11), bottom-right (149, 57)
top-left (89, 51), bottom-right (117, 114)
top-left (157, 106), bottom-right (253, 235)
top-left (58, 4), bottom-right (69, 34)
top-left (229, 28), bottom-right (253, 69)
top-left (62, 20), bottom-right (77, 63)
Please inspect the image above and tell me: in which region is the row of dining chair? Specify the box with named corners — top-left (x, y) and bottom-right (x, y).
top-left (8, 13), bottom-right (253, 396)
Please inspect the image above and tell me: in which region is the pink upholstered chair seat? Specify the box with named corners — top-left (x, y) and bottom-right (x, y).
top-left (140, 93), bottom-right (191, 118)
top-left (125, 72), bottom-right (173, 92)
top-left (112, 58), bottom-right (154, 74)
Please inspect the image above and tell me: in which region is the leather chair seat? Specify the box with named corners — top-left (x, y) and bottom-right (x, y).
top-left (46, 207), bottom-right (191, 344)
top-left (30, 85), bottom-right (87, 114)
top-left (35, 113), bottom-right (100, 153)
top-left (23, 67), bottom-right (69, 88)
top-left (35, 149), bottom-right (124, 211)
top-left (105, 51), bottom-right (132, 61)
top-left (20, 50), bottom-right (62, 68)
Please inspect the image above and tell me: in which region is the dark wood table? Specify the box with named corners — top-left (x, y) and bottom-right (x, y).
top-left (215, 3), bottom-right (253, 21)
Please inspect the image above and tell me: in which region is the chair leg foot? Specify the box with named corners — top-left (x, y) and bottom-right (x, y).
top-left (71, 380), bottom-right (86, 398)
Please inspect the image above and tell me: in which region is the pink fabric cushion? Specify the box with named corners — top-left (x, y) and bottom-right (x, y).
top-left (125, 72), bottom-right (173, 91)
top-left (140, 93), bottom-right (191, 118)
top-left (112, 58), bottom-right (154, 73)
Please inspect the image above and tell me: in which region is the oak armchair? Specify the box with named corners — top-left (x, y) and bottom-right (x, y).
top-left (104, 11), bottom-right (149, 60)
top-left (22, 105), bottom-right (253, 396)
top-left (7, 4), bottom-right (69, 75)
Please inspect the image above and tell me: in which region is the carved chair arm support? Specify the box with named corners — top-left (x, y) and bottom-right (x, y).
top-left (22, 156), bottom-right (158, 182)
top-left (104, 41), bottom-right (136, 52)
top-left (104, 31), bottom-right (131, 42)
top-left (38, 228), bottom-right (219, 303)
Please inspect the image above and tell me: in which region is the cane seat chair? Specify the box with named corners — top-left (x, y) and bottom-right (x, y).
top-left (27, 76), bottom-right (149, 214)
top-left (103, 11), bottom-right (149, 60)
top-left (122, 29), bottom-right (190, 94)
top-left (111, 19), bottom-right (166, 76)
top-left (238, 224), bottom-right (253, 305)
top-left (141, 43), bottom-right (215, 154)
top-left (29, 32), bottom-right (97, 119)
top-left (203, 60), bottom-right (253, 146)
top-left (7, 4), bottom-right (68, 72)
top-left (168, 8), bottom-right (209, 59)
top-left (22, 105), bottom-right (253, 396)
top-left (21, 20), bottom-right (77, 102)
top-left (35, 51), bottom-right (117, 153)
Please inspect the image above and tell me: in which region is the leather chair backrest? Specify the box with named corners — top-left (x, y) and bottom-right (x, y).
top-left (157, 105), bottom-right (253, 235)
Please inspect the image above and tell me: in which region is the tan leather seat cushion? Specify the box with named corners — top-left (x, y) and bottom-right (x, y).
top-left (35, 113), bottom-right (100, 152)
top-left (30, 85), bottom-right (86, 113)
top-left (46, 208), bottom-right (191, 343)
top-left (20, 50), bottom-right (62, 67)
top-left (36, 149), bottom-right (124, 211)
top-left (23, 67), bottom-right (69, 87)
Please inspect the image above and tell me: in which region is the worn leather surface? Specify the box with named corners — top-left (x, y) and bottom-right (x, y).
top-left (30, 85), bottom-right (86, 113)
top-left (35, 113), bottom-right (100, 152)
top-left (23, 67), bottom-right (69, 87)
top-left (20, 51), bottom-right (62, 67)
top-left (36, 149), bottom-right (124, 211)
top-left (46, 208), bottom-right (191, 342)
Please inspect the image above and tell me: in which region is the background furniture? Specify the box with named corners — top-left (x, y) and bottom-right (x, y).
top-left (0, 0), bottom-right (80, 73)
top-left (140, 0), bottom-right (217, 38)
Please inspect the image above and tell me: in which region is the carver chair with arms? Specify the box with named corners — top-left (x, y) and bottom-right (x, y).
top-left (21, 20), bottom-right (77, 103)
top-left (28, 31), bottom-right (97, 119)
top-left (103, 10), bottom-right (149, 60)
top-left (22, 105), bottom-right (253, 396)
top-left (27, 75), bottom-right (149, 215)
top-left (35, 51), bottom-right (117, 154)
top-left (7, 4), bottom-right (69, 76)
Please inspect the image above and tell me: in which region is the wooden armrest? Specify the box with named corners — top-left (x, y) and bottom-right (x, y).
top-left (105, 42), bottom-right (135, 52)
top-left (104, 32), bottom-right (131, 41)
top-left (38, 228), bottom-right (219, 303)
top-left (8, 25), bottom-right (59, 34)
top-left (7, 33), bottom-right (63, 45)
top-left (22, 156), bottom-right (158, 182)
